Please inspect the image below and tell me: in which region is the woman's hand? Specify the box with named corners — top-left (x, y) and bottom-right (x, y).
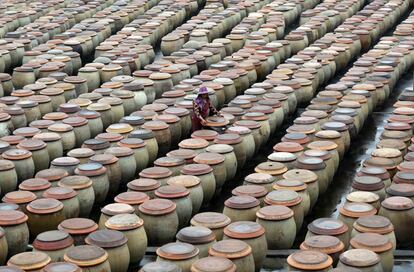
top-left (200, 118), bottom-right (207, 125)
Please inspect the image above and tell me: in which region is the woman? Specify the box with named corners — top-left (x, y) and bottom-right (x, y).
top-left (192, 86), bottom-right (219, 132)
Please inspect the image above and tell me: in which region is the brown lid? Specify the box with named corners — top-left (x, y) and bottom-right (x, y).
top-left (33, 230), bottom-right (74, 251)
top-left (287, 250), bottom-right (333, 270)
top-left (352, 176), bottom-right (384, 191)
top-left (42, 262), bottom-right (81, 272)
top-left (2, 190), bottom-right (36, 204)
top-left (127, 178), bottom-right (160, 191)
top-left (155, 185), bottom-right (190, 199)
top-left (181, 163), bottom-right (213, 175)
top-left (101, 203), bottom-right (135, 216)
top-left (244, 173), bottom-right (275, 185)
top-left (300, 235), bottom-right (345, 254)
top-left (64, 245), bottom-right (108, 266)
top-left (156, 242), bottom-right (199, 260)
top-left (167, 175), bottom-right (201, 188)
top-left (214, 133), bottom-right (242, 145)
top-left (191, 257), bottom-right (236, 272)
top-left (7, 252), bottom-right (51, 270)
top-left (256, 205), bottom-right (294, 220)
top-left (58, 218), bottom-right (98, 235)
top-left (191, 212), bottom-right (231, 229)
top-left (35, 168), bottom-right (69, 182)
top-left (85, 229), bottom-right (128, 248)
top-left (105, 213), bottom-right (144, 230)
top-left (381, 196), bottom-right (414, 210)
top-left (353, 215), bottom-right (394, 234)
top-left (17, 139), bottom-right (47, 151)
top-left (194, 152), bottom-right (225, 165)
top-left (339, 249), bottom-right (380, 267)
top-left (140, 262), bottom-right (181, 272)
top-left (308, 218), bottom-right (348, 235)
top-left (154, 157), bottom-right (185, 168)
top-left (179, 138), bottom-right (209, 149)
top-left (43, 187), bottom-right (77, 200)
top-left (223, 221), bottom-right (265, 239)
top-left (255, 161), bottom-right (288, 175)
top-left (232, 185), bottom-right (268, 198)
top-left (115, 191), bottom-right (150, 205)
top-left (176, 226), bottom-right (216, 244)
top-left (140, 167), bottom-right (172, 179)
top-left (350, 233), bottom-right (393, 253)
top-left (0, 210), bottom-right (28, 225)
top-left (27, 198), bottom-right (64, 214)
top-left (19, 178), bottom-right (51, 192)
top-left (138, 199), bottom-right (176, 215)
top-left (264, 189), bottom-right (302, 206)
top-left (224, 195), bottom-right (260, 209)
top-left (192, 130), bottom-right (219, 141)
top-left (339, 203), bottom-right (377, 217)
top-left (0, 266), bottom-right (24, 272)
top-left (209, 239), bottom-right (252, 259)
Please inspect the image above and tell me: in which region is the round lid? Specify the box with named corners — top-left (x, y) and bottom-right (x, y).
top-left (85, 229), bottom-right (128, 248)
top-left (274, 179), bottom-right (307, 192)
top-left (127, 178), bottom-right (160, 191)
top-left (354, 215), bottom-right (393, 234)
top-left (156, 242), bottom-right (199, 260)
top-left (154, 157), bottom-right (185, 167)
top-left (381, 196), bottom-right (414, 210)
top-left (33, 230), bottom-right (74, 251)
top-left (64, 245), bottom-right (108, 266)
top-left (255, 161), bottom-right (288, 175)
top-left (214, 133), bottom-right (242, 145)
top-left (58, 175), bottom-right (93, 190)
top-left (350, 233), bottom-right (393, 253)
top-left (181, 163), bottom-right (213, 175)
top-left (308, 218), bottom-right (348, 235)
top-left (167, 175), bottom-right (201, 188)
top-left (35, 168), bottom-right (68, 181)
top-left (224, 195), bottom-right (260, 209)
top-left (2, 190), bottom-right (36, 204)
top-left (43, 187), bottom-right (77, 200)
top-left (105, 213), bottom-right (144, 231)
top-left (300, 235), bottom-right (344, 254)
top-left (339, 249), bottom-right (380, 267)
top-left (194, 152), bottom-right (225, 165)
top-left (58, 218), bottom-right (98, 235)
top-left (340, 202), bottom-right (377, 217)
top-left (0, 203), bottom-right (19, 211)
top-left (101, 203), bottom-right (135, 216)
top-left (140, 166), bottom-right (172, 179)
top-left (346, 191), bottom-right (379, 204)
top-left (115, 191), bottom-right (150, 205)
top-left (192, 130), bottom-right (219, 141)
top-left (0, 210), bottom-right (28, 225)
top-left (244, 173), bottom-right (275, 185)
top-left (167, 149), bottom-right (197, 161)
top-left (352, 176), bottom-right (384, 191)
top-left (179, 138), bottom-right (209, 149)
top-left (155, 185), bottom-right (190, 199)
top-left (51, 157), bottom-right (80, 167)
top-left (0, 159), bottom-right (14, 171)
top-left (264, 189), bottom-right (302, 206)
top-left (287, 250), bottom-right (333, 270)
top-left (232, 185), bottom-right (268, 198)
top-left (42, 262), bottom-right (81, 272)
top-left (176, 226), bottom-right (216, 244)
top-left (191, 212), bottom-right (231, 229)
top-left (256, 205), bottom-right (294, 220)
top-left (7, 252), bottom-right (51, 270)
top-left (386, 183), bottom-right (414, 197)
top-left (223, 221), bottom-right (265, 239)
top-left (0, 266), bottom-right (24, 272)
top-left (209, 239), bottom-right (252, 259)
top-left (140, 261), bottom-right (181, 272)
top-left (191, 257), bottom-right (236, 272)
top-left (139, 199), bottom-right (176, 215)
top-left (26, 198), bottom-right (64, 214)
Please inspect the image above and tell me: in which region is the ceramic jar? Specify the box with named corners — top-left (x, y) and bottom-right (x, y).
top-left (223, 195), bottom-right (260, 222)
top-left (300, 235), bottom-right (344, 266)
top-left (191, 256), bottom-right (236, 272)
top-left (0, 160), bottom-right (18, 196)
top-left (306, 218), bottom-right (350, 249)
top-left (191, 212), bottom-right (231, 241)
top-left (351, 215), bottom-right (396, 250)
top-left (337, 249), bottom-right (383, 272)
top-left (0, 210), bottom-right (29, 257)
top-left (287, 250), bottom-right (333, 272)
top-left (85, 229), bottom-right (130, 272)
top-left (58, 175), bottom-right (95, 217)
top-left (2, 149), bottom-right (35, 182)
top-left (138, 199), bottom-right (179, 246)
top-left (105, 214), bottom-right (147, 265)
top-left (74, 163), bottom-right (109, 206)
top-left (33, 230), bottom-right (74, 262)
top-left (26, 198), bottom-right (65, 238)
top-left (167, 175), bottom-right (204, 214)
top-left (194, 152), bottom-right (227, 195)
top-left (181, 164), bottom-right (216, 206)
top-left (139, 261), bottom-right (181, 272)
top-left (176, 226), bottom-right (216, 258)
top-left (43, 187), bottom-right (79, 219)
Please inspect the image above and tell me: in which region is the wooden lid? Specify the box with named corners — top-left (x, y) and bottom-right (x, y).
top-left (85, 229), bottom-right (128, 248)
top-left (156, 242), bottom-right (199, 260)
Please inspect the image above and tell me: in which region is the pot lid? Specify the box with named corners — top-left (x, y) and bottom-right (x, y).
top-left (42, 262), bottom-right (81, 272)
top-left (140, 261), bottom-right (181, 272)
top-left (223, 221), bottom-right (265, 239)
top-left (35, 168), bottom-right (69, 181)
top-left (27, 198), bottom-right (64, 214)
top-left (191, 212), bottom-right (231, 229)
top-left (255, 161), bottom-right (288, 175)
top-left (354, 215), bottom-right (394, 234)
top-left (224, 195), bottom-right (260, 209)
top-left (346, 191), bottom-right (379, 204)
top-left (352, 176), bottom-right (384, 191)
top-left (51, 157), bottom-right (80, 167)
top-left (287, 250), bottom-right (333, 270)
top-left (58, 175), bottom-right (92, 190)
top-left (58, 218), bottom-right (98, 235)
top-left (127, 178), bottom-right (160, 191)
top-left (155, 185), bottom-right (190, 199)
top-left (140, 166), bottom-right (173, 179)
top-left (115, 191), bottom-right (150, 205)
top-left (308, 218), bottom-right (348, 235)
top-left (179, 138), bottom-right (209, 149)
top-left (386, 183), bottom-right (414, 197)
top-left (7, 252), bottom-right (51, 271)
top-left (209, 239), bottom-right (252, 259)
top-left (0, 203), bottom-right (19, 211)
top-left (138, 199), bottom-right (176, 215)
top-left (68, 148), bottom-right (95, 159)
top-left (381, 196), bottom-right (414, 210)
top-left (105, 213), bottom-right (144, 230)
top-left (244, 173), bottom-right (275, 185)
top-left (0, 210), bottom-right (28, 225)
top-left (194, 152), bottom-right (225, 165)
top-left (264, 189), bottom-right (302, 206)
top-left (101, 203), bottom-right (135, 216)
top-left (339, 249), bottom-right (380, 267)
top-left (64, 245), bottom-right (108, 266)
top-left (154, 157), bottom-right (185, 167)
top-left (167, 175), bottom-right (201, 188)
top-left (191, 257), bottom-right (236, 272)
top-left (350, 233), bottom-right (393, 253)
top-left (85, 229), bottom-right (128, 248)
top-left (300, 235), bottom-right (344, 254)
top-left (339, 202), bottom-right (377, 217)
top-left (33, 230), bottom-right (74, 251)
top-left (156, 242), bottom-right (199, 260)
top-left (176, 226), bottom-right (216, 244)
top-left (2, 190), bottom-right (36, 204)
top-left (191, 130), bottom-right (219, 141)
top-left (43, 187), bottom-right (77, 200)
